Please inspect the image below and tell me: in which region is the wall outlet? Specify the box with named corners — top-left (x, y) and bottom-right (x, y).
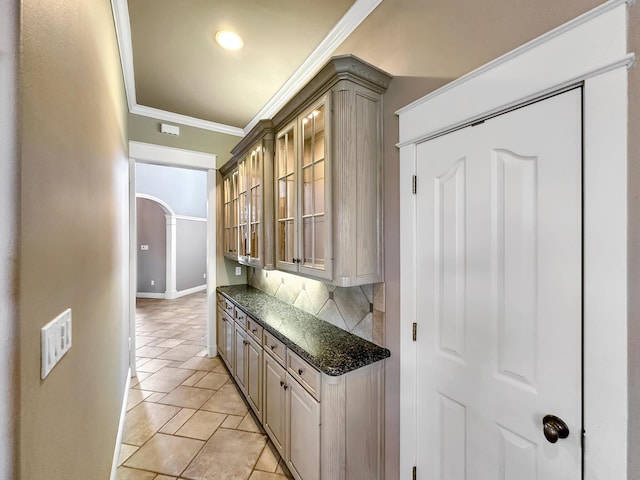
top-left (140, 244), bottom-right (149, 251)
top-left (235, 267), bottom-right (242, 276)
top-left (41, 309), bottom-right (72, 379)
top-left (151, 280), bottom-right (155, 286)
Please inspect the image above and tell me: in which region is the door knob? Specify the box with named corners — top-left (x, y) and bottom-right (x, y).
top-left (542, 415), bottom-right (570, 443)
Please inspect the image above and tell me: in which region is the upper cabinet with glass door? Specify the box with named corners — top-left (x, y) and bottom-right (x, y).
top-left (222, 168), bottom-right (239, 260)
top-left (273, 55), bottom-right (392, 286)
top-left (229, 120), bottom-right (275, 270)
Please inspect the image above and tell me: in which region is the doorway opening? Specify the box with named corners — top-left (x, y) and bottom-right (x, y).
top-left (128, 141), bottom-right (218, 376)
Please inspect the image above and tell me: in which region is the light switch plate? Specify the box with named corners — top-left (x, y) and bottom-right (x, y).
top-left (41, 308), bottom-right (72, 379)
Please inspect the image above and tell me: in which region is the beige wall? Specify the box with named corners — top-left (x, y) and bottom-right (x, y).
top-left (129, 113), bottom-right (241, 168)
top-left (333, 0), bottom-right (635, 478)
top-left (0, 0), bottom-right (18, 477)
top-left (19, 0), bottom-right (130, 478)
top-left (627, 2), bottom-right (640, 477)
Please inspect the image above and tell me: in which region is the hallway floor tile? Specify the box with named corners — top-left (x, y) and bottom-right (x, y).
top-left (117, 293), bottom-right (293, 480)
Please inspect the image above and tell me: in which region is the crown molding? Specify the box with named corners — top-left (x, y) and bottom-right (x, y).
top-left (243, 0), bottom-right (384, 133)
top-left (111, 0), bottom-right (137, 110)
top-left (131, 105), bottom-right (245, 137)
top-left (111, 0), bottom-right (383, 137)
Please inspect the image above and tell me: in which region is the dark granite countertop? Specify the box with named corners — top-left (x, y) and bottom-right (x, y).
top-left (217, 284), bottom-right (390, 376)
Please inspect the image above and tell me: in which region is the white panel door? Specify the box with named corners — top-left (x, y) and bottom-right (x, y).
top-left (415, 89), bottom-right (582, 479)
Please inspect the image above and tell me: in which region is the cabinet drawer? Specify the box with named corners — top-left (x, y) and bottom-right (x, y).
top-left (287, 350), bottom-right (321, 401)
top-left (223, 298), bottom-right (234, 316)
top-left (234, 306), bottom-right (247, 325)
top-left (246, 316), bottom-right (263, 342)
top-left (217, 294), bottom-right (226, 309)
top-left (263, 330), bottom-right (286, 366)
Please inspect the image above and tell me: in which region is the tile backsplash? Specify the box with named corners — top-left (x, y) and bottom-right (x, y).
top-left (247, 269), bottom-right (385, 346)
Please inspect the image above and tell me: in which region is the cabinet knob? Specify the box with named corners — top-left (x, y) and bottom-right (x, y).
top-left (252, 328), bottom-right (257, 333)
top-left (283, 384), bottom-right (288, 391)
top-left (280, 381), bottom-right (284, 387)
top-left (270, 345), bottom-right (277, 350)
top-left (298, 368), bottom-right (304, 376)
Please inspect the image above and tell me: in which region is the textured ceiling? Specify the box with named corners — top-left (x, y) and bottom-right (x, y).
top-left (128, 0), bottom-right (355, 129)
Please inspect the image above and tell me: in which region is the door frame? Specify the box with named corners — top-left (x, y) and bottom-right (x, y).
top-left (128, 141), bottom-right (218, 376)
top-left (398, 1), bottom-right (634, 479)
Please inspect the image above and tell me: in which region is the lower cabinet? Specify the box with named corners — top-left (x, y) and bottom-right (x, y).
top-left (246, 335), bottom-right (263, 421)
top-left (217, 307), bottom-right (234, 375)
top-left (263, 352), bottom-right (287, 456)
top-left (217, 293), bottom-right (385, 480)
top-left (264, 351), bottom-right (321, 480)
top-left (234, 321), bottom-right (247, 393)
top-left (287, 374), bottom-right (320, 480)
top-left (216, 306), bottom-right (226, 360)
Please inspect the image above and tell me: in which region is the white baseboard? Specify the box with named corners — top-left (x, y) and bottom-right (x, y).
top-left (136, 292), bottom-right (165, 299)
top-left (173, 284), bottom-right (206, 298)
top-left (110, 367), bottom-right (131, 480)
top-left (137, 285), bottom-right (205, 300)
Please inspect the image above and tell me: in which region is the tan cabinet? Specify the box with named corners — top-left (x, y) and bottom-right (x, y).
top-left (222, 168), bottom-right (239, 258)
top-left (287, 372), bottom-right (320, 480)
top-left (246, 333), bottom-right (263, 421)
top-left (263, 351), bottom-right (287, 457)
top-left (276, 97), bottom-right (331, 281)
top-left (233, 320), bottom-right (247, 393)
top-left (222, 120), bottom-right (275, 269)
top-left (273, 55), bottom-right (391, 286)
top-left (216, 295), bottom-right (235, 372)
top-left (218, 291), bottom-right (386, 480)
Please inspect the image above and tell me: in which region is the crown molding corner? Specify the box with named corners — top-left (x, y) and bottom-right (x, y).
top-left (243, 0), bottom-right (384, 133)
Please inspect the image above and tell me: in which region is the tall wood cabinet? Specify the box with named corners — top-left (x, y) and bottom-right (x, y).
top-left (273, 55), bottom-right (391, 286)
top-left (222, 120), bottom-right (275, 269)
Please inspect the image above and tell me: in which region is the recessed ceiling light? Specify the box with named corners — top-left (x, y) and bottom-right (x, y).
top-left (215, 30), bottom-right (243, 51)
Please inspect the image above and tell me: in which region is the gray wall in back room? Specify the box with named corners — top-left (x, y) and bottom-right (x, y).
top-left (176, 218), bottom-right (207, 291)
top-left (136, 162), bottom-right (207, 218)
top-left (137, 198), bottom-right (166, 293)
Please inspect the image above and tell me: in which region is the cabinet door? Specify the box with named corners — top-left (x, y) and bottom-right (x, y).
top-left (246, 335), bottom-right (263, 421)
top-left (298, 98), bottom-right (332, 281)
top-left (223, 172), bottom-right (238, 257)
top-left (287, 375), bottom-right (320, 480)
top-left (275, 122), bottom-right (298, 272)
top-left (237, 158), bottom-right (249, 262)
top-left (225, 316), bottom-right (235, 374)
top-left (216, 307), bottom-right (226, 361)
top-left (247, 145), bottom-right (263, 267)
top-left (263, 352), bottom-right (287, 457)
top-left (233, 322), bottom-right (247, 393)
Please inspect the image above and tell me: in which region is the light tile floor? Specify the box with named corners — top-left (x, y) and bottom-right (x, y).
top-left (117, 293), bottom-right (293, 480)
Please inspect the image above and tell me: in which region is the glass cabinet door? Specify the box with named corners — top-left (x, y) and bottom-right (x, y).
top-left (248, 144), bottom-right (262, 265)
top-left (223, 174), bottom-right (233, 255)
top-left (229, 170), bottom-right (239, 255)
top-left (299, 99), bottom-right (329, 278)
top-left (237, 158), bottom-right (249, 260)
top-left (276, 122), bottom-right (297, 270)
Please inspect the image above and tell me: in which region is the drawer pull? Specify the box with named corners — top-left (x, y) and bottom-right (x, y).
top-left (283, 384), bottom-right (288, 391)
top-left (251, 328), bottom-right (258, 333)
top-left (280, 380), bottom-right (284, 387)
top-left (270, 345), bottom-right (277, 350)
top-left (298, 368), bottom-right (304, 376)
top-left (243, 340), bottom-right (249, 345)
